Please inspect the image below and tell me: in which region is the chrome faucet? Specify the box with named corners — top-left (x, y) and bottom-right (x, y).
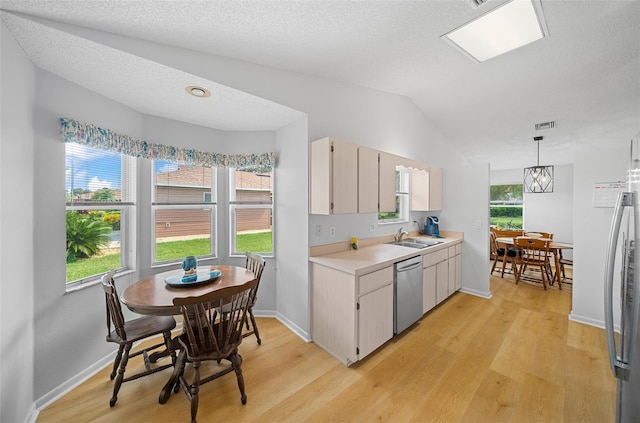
top-left (395, 227), bottom-right (409, 241)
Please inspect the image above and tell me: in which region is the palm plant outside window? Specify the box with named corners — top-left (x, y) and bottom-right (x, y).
top-left (65, 143), bottom-right (136, 284)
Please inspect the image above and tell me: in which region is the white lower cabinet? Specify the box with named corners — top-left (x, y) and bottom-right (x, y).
top-left (423, 242), bottom-right (463, 313)
top-left (455, 244), bottom-right (462, 291)
top-left (358, 283), bottom-right (393, 359)
top-left (311, 264), bottom-right (393, 366)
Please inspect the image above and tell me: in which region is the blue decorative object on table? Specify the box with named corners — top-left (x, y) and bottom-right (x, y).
top-left (165, 268), bottom-right (222, 287)
top-left (182, 255), bottom-right (198, 282)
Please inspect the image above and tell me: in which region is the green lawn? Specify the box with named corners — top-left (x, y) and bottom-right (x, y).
top-left (155, 238), bottom-right (211, 262)
top-left (66, 253), bottom-right (121, 283)
top-left (236, 231), bottom-right (272, 253)
top-left (67, 232), bottom-right (272, 283)
top-left (490, 216), bottom-right (523, 229)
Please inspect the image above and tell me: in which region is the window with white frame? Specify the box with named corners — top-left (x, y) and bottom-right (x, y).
top-left (152, 161), bottom-right (216, 264)
top-left (378, 167), bottom-right (410, 223)
top-left (65, 143), bottom-right (136, 285)
top-left (229, 168), bottom-right (273, 256)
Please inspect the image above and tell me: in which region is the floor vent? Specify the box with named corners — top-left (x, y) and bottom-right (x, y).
top-left (535, 121), bottom-right (556, 131)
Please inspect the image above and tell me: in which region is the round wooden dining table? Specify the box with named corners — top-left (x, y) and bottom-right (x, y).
top-left (121, 265), bottom-right (256, 316)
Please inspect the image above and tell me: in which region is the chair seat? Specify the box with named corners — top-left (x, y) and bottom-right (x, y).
top-left (107, 315), bottom-right (176, 344)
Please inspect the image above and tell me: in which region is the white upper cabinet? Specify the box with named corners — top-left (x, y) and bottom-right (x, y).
top-left (310, 138), bottom-right (358, 214)
top-left (378, 152), bottom-right (398, 213)
top-left (358, 147), bottom-right (379, 213)
top-left (410, 166), bottom-right (443, 211)
top-left (310, 137), bottom-right (443, 214)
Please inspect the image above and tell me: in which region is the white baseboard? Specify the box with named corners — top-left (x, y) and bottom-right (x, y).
top-left (568, 312), bottom-right (620, 332)
top-left (30, 350), bottom-right (116, 421)
top-left (459, 287), bottom-right (493, 300)
top-left (274, 312), bottom-right (311, 342)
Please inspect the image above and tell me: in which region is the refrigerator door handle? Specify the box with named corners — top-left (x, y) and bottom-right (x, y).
top-left (605, 191), bottom-right (634, 380)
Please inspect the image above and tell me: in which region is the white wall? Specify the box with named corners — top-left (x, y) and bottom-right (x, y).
top-left (32, 69), bottom-right (144, 402)
top-left (275, 116), bottom-right (310, 339)
top-left (571, 143), bottom-right (629, 327)
top-left (524, 164), bottom-right (574, 245)
top-left (1, 21), bottom-right (36, 423)
top-left (442, 164), bottom-right (491, 299)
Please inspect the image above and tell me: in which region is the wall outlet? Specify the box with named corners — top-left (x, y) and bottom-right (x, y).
top-left (315, 225), bottom-right (322, 236)
top-left (369, 224), bottom-right (375, 232)
top-left (329, 226), bottom-right (335, 237)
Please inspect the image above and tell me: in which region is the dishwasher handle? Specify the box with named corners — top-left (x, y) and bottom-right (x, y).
top-left (396, 260), bottom-right (422, 273)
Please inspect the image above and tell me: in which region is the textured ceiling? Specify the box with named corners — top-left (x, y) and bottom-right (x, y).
top-left (1, 0), bottom-right (639, 169)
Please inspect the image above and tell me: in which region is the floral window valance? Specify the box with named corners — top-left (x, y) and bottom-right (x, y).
top-left (60, 117), bottom-right (275, 170)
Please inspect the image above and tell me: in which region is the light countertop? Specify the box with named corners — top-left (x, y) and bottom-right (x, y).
top-left (309, 234), bottom-right (463, 276)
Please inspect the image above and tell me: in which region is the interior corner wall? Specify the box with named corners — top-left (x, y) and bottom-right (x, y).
top-left (32, 69), bottom-right (144, 401)
top-left (442, 164), bottom-right (491, 299)
top-left (1, 20), bottom-right (36, 423)
top-left (274, 116), bottom-right (310, 339)
top-left (571, 143), bottom-right (628, 327)
top-left (523, 164), bottom-right (574, 245)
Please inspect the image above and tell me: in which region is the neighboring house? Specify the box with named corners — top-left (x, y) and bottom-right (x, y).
top-left (154, 166), bottom-right (272, 240)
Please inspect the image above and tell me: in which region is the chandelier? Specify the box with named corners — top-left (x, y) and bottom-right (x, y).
top-left (523, 136), bottom-right (554, 193)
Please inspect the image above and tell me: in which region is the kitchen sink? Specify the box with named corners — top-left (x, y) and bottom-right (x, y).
top-left (386, 238), bottom-right (443, 249)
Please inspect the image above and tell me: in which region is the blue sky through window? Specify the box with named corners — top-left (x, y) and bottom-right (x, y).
top-left (65, 143), bottom-right (121, 193)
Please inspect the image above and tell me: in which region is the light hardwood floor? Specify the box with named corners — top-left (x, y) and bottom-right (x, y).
top-left (38, 270), bottom-right (615, 422)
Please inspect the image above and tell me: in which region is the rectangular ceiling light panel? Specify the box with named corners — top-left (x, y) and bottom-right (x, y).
top-left (442, 0), bottom-right (546, 62)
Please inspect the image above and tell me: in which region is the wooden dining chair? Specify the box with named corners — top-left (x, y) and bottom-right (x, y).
top-left (101, 270), bottom-right (177, 407)
top-left (525, 231), bottom-right (553, 239)
top-left (213, 252), bottom-right (266, 344)
top-left (514, 237), bottom-right (552, 290)
top-left (169, 278), bottom-right (258, 423)
top-left (558, 249), bottom-right (573, 284)
top-left (490, 231), bottom-right (518, 277)
top-left (242, 252), bottom-right (266, 344)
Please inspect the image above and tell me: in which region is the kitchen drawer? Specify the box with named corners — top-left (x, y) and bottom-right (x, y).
top-left (423, 249), bottom-right (449, 267)
top-left (456, 243), bottom-right (462, 255)
top-left (448, 246), bottom-right (456, 258)
top-left (358, 266), bottom-right (393, 295)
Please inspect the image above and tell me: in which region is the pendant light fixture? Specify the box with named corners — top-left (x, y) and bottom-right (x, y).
top-left (523, 136), bottom-right (554, 193)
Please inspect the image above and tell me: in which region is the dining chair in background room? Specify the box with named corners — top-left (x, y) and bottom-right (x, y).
top-left (169, 278), bottom-right (258, 423)
top-left (514, 237), bottom-right (553, 290)
top-left (490, 231), bottom-right (518, 277)
top-left (558, 249), bottom-right (573, 284)
top-left (101, 270), bottom-right (177, 407)
top-left (525, 231), bottom-right (553, 239)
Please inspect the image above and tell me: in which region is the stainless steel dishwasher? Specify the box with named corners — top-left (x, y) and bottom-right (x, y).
top-left (394, 255), bottom-right (424, 334)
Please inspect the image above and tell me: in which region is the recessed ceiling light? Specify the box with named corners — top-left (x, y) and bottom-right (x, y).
top-left (185, 86), bottom-right (211, 98)
top-left (441, 0), bottom-right (547, 63)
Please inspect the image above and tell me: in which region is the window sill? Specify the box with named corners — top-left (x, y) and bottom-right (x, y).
top-left (65, 268), bottom-right (135, 294)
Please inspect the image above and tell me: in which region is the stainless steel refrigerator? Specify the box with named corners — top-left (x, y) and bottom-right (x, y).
top-left (605, 136), bottom-right (640, 423)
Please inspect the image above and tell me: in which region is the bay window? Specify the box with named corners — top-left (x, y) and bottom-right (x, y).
top-left (229, 169), bottom-right (273, 256)
top-left (65, 143), bottom-right (136, 285)
top-left (152, 161), bottom-right (216, 264)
